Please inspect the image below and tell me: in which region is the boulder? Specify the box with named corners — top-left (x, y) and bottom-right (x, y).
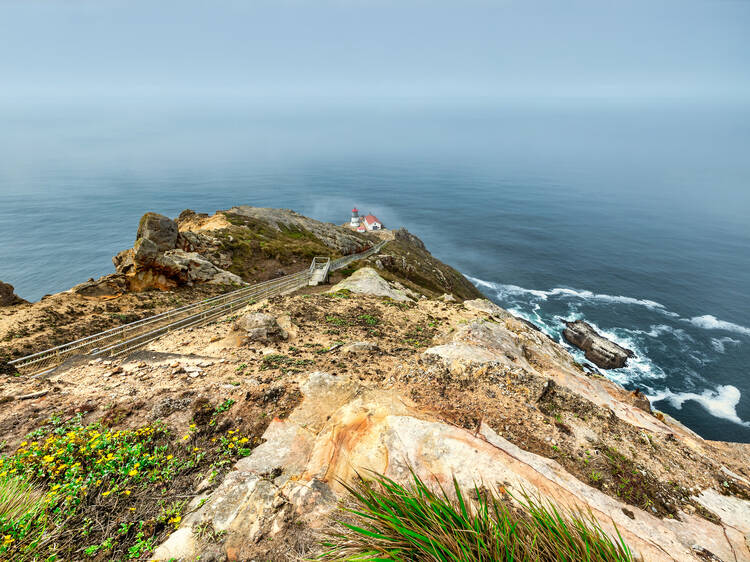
top-left (328, 267), bottom-right (412, 302)
top-left (563, 320), bottom-right (634, 369)
top-left (136, 212), bottom-right (178, 252)
top-left (340, 341), bottom-right (380, 354)
top-left (0, 281), bottom-right (27, 307)
top-left (233, 313), bottom-right (288, 342)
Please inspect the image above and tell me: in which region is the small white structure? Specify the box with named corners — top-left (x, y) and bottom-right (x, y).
top-left (363, 214), bottom-right (382, 231)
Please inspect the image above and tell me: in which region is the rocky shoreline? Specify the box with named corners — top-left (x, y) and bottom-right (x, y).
top-left (0, 207), bottom-right (748, 561)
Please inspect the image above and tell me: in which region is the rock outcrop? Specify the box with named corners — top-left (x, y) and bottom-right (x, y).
top-left (563, 320), bottom-right (635, 369)
top-left (114, 213), bottom-right (244, 291)
top-left (0, 281), bottom-right (27, 307)
top-left (153, 371), bottom-right (750, 562)
top-left (328, 267), bottom-right (413, 301)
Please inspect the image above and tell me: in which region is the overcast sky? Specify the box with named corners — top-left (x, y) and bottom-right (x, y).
top-left (0, 0), bottom-right (748, 102)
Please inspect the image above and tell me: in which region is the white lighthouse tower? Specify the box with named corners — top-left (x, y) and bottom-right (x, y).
top-left (350, 207), bottom-right (360, 228)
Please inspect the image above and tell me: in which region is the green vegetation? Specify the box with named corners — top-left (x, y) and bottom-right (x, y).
top-left (358, 314), bottom-right (379, 326)
top-left (260, 353), bottom-right (314, 373)
top-left (320, 471), bottom-right (632, 562)
top-left (0, 405), bottom-right (255, 560)
top-left (325, 315), bottom-right (349, 327)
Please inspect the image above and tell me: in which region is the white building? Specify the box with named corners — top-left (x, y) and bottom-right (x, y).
top-left (363, 214), bottom-right (382, 231)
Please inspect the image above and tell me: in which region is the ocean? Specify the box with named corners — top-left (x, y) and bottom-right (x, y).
top-left (0, 97), bottom-right (748, 442)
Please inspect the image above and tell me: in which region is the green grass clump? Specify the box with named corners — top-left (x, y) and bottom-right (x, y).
top-left (0, 474), bottom-right (47, 556)
top-left (320, 471), bottom-right (633, 562)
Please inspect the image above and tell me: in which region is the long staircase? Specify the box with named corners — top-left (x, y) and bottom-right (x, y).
top-left (10, 240), bottom-right (387, 377)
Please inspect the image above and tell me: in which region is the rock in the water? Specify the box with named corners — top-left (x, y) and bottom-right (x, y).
top-left (136, 212), bottom-right (178, 252)
top-left (234, 313), bottom-right (288, 342)
top-left (563, 320), bottom-right (634, 369)
top-left (0, 281), bottom-right (27, 307)
top-left (328, 267), bottom-right (412, 302)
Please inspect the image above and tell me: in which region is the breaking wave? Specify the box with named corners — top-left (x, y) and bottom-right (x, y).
top-left (468, 275), bottom-right (749, 435)
top-left (711, 337), bottom-right (741, 354)
top-left (685, 315), bottom-right (750, 337)
top-left (647, 385), bottom-right (750, 428)
top-left (467, 277), bottom-right (669, 311)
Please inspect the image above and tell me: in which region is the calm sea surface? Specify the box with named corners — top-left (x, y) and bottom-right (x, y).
top-left (1, 98), bottom-right (748, 441)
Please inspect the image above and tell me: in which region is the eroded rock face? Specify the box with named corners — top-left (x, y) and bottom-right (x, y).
top-left (152, 372), bottom-right (750, 562)
top-left (233, 313), bottom-right (288, 343)
top-left (328, 267), bottom-right (412, 302)
top-left (0, 281), bottom-right (27, 307)
top-left (563, 320), bottom-right (634, 369)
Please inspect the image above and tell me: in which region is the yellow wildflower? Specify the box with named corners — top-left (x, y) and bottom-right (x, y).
top-left (166, 455), bottom-right (173, 460)
top-left (128, 469), bottom-right (138, 476)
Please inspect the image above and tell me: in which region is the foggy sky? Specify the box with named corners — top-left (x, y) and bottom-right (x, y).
top-left (0, 0), bottom-right (748, 102)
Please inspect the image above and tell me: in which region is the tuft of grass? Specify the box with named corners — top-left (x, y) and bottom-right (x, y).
top-left (319, 470), bottom-right (633, 562)
top-left (0, 473), bottom-right (48, 556)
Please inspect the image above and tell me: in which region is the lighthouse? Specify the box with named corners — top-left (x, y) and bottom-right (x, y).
top-left (350, 207), bottom-right (360, 227)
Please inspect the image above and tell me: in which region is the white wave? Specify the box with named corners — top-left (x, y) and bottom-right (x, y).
top-left (685, 315), bottom-right (750, 337)
top-left (648, 385), bottom-right (750, 428)
top-left (711, 337), bottom-right (741, 354)
top-left (467, 276), bottom-right (669, 312)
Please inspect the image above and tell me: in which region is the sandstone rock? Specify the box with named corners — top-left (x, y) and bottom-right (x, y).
top-left (154, 250), bottom-right (244, 286)
top-left (0, 281), bottom-right (27, 306)
top-left (439, 293), bottom-right (456, 302)
top-left (328, 267), bottom-right (412, 302)
top-left (233, 313), bottom-right (288, 342)
top-left (136, 212), bottom-right (178, 251)
top-left (153, 371), bottom-right (748, 562)
top-left (72, 274), bottom-right (128, 297)
top-left (463, 298), bottom-right (512, 318)
top-left (563, 320), bottom-right (634, 369)
top-left (340, 341), bottom-right (380, 354)
top-left (112, 248), bottom-right (135, 274)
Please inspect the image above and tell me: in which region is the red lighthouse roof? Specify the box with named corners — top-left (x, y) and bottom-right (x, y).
top-left (352, 207), bottom-right (359, 213)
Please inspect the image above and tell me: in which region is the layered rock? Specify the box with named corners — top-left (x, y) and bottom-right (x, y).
top-left (153, 371), bottom-right (750, 562)
top-left (0, 281), bottom-right (27, 307)
top-left (563, 320), bottom-right (635, 369)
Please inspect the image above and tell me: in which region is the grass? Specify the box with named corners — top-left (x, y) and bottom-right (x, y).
top-left (320, 470), bottom-right (633, 562)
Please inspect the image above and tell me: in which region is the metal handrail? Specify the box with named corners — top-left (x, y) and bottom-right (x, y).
top-left (10, 238), bottom-right (388, 375)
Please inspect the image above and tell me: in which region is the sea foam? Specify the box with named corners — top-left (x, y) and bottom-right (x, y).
top-left (685, 315), bottom-right (750, 337)
top-left (648, 385), bottom-right (750, 428)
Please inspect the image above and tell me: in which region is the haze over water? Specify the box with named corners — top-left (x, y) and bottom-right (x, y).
top-left (1, 1), bottom-right (749, 441)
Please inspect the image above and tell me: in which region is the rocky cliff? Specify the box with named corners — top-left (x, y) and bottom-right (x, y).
top-left (1, 206), bottom-right (475, 364)
top-left (1, 263), bottom-right (748, 561)
top-left (0, 210), bottom-right (748, 561)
